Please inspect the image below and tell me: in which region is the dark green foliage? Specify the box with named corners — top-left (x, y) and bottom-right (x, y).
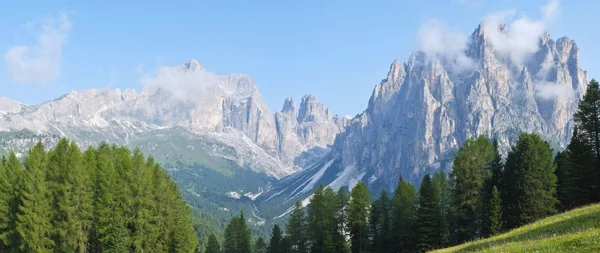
top-left (267, 225), bottom-right (284, 253)
top-left (416, 174), bottom-right (441, 253)
top-left (574, 79), bottom-right (600, 168)
top-left (286, 201), bottom-right (307, 253)
top-left (205, 234), bottom-right (221, 253)
top-left (503, 133), bottom-right (558, 229)
top-left (223, 211), bottom-right (252, 253)
top-left (254, 237), bottom-right (267, 253)
top-left (349, 182), bottom-right (371, 253)
top-left (557, 128), bottom-right (597, 210)
top-left (449, 135), bottom-right (495, 243)
top-left (391, 176), bottom-right (417, 253)
top-left (16, 142), bottom-right (54, 253)
top-left (487, 186), bottom-right (503, 236)
top-left (0, 152), bottom-right (21, 252)
top-left (0, 139), bottom-right (197, 253)
top-left (432, 170), bottom-right (451, 247)
top-left (369, 191), bottom-right (392, 253)
top-left (307, 185), bottom-right (336, 253)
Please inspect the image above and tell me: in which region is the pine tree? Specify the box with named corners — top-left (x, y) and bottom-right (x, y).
top-left (488, 186), bottom-right (503, 236)
top-left (391, 176), bottom-right (417, 253)
top-left (333, 187), bottom-right (350, 253)
top-left (503, 133), bottom-right (558, 229)
top-left (449, 135), bottom-right (495, 243)
top-left (223, 211), bottom-right (252, 253)
top-left (205, 234), bottom-right (221, 253)
top-left (268, 225), bottom-right (284, 253)
top-left (254, 237), bottom-right (267, 253)
top-left (416, 174), bottom-right (441, 252)
top-left (286, 201), bottom-right (307, 253)
top-left (349, 182), bottom-right (371, 253)
top-left (16, 142), bottom-right (54, 253)
top-left (431, 171), bottom-right (451, 247)
top-left (0, 152), bottom-right (21, 252)
top-left (369, 191), bottom-right (392, 253)
top-left (559, 127), bottom-right (596, 209)
top-left (573, 79), bottom-right (600, 200)
top-left (307, 185), bottom-right (336, 253)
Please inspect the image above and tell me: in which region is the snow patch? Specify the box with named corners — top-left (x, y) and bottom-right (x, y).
top-left (227, 191), bottom-right (241, 199)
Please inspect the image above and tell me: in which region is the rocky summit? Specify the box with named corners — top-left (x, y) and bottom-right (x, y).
top-left (259, 23), bottom-right (588, 209)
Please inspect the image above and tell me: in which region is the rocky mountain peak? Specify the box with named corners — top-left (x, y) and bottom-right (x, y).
top-left (297, 95), bottom-right (329, 123)
top-left (281, 97), bottom-right (296, 115)
top-left (180, 58), bottom-right (203, 72)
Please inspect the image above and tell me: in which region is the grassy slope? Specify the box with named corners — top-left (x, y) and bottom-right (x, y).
top-left (432, 204), bottom-right (600, 253)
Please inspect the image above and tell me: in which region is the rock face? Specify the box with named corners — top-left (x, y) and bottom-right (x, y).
top-left (262, 24), bottom-right (588, 203)
top-left (0, 60), bottom-right (346, 178)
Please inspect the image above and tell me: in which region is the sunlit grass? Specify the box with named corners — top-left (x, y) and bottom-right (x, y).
top-left (431, 204), bottom-right (600, 253)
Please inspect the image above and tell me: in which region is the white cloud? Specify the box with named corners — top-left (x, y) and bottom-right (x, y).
top-left (482, 0), bottom-right (560, 67)
top-left (4, 11), bottom-right (71, 85)
top-left (534, 81), bottom-right (574, 100)
top-left (137, 59), bottom-right (221, 103)
top-left (416, 19), bottom-right (474, 72)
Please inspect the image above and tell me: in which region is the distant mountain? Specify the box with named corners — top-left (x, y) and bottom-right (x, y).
top-left (258, 24), bottom-right (588, 214)
top-left (0, 59), bottom-right (347, 178)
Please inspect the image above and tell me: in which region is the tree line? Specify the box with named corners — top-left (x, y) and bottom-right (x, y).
top-left (207, 79), bottom-right (600, 253)
top-left (0, 139), bottom-right (198, 253)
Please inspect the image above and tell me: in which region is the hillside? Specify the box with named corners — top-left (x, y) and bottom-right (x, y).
top-left (431, 204), bottom-right (600, 253)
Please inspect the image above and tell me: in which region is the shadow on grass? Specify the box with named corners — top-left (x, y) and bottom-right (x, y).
top-left (452, 209), bottom-right (600, 252)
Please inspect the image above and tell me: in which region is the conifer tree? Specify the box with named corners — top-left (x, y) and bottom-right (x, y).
top-left (503, 133), bottom-right (558, 229)
top-left (559, 127), bottom-right (596, 209)
top-left (487, 186), bottom-right (503, 236)
top-left (268, 225), bottom-right (284, 253)
top-left (391, 176), bottom-right (417, 253)
top-left (349, 182), bottom-right (371, 253)
top-left (16, 142), bottom-right (54, 253)
top-left (206, 234), bottom-right (221, 253)
top-left (416, 174), bottom-right (441, 253)
top-left (450, 135), bottom-right (495, 243)
top-left (333, 187), bottom-right (350, 253)
top-left (573, 79), bottom-right (600, 190)
top-left (369, 191), bottom-right (392, 253)
top-left (431, 171), bottom-right (451, 247)
top-left (254, 237), bottom-right (267, 253)
top-left (0, 152), bottom-right (21, 252)
top-left (286, 201), bottom-right (307, 253)
top-left (223, 211), bottom-right (252, 253)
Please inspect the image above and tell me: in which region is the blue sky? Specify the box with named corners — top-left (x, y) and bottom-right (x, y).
top-left (0, 0), bottom-right (597, 116)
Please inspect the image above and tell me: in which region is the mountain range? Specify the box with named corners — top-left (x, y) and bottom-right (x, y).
top-left (0, 23), bottom-right (589, 225)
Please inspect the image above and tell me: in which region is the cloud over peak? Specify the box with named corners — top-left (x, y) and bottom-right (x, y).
top-left (4, 11), bottom-right (71, 85)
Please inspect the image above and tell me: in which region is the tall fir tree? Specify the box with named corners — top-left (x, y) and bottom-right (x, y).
top-left (307, 185), bottom-right (338, 253)
top-left (559, 127), bottom-right (596, 209)
top-left (205, 234), bottom-right (221, 253)
top-left (223, 211), bottom-right (252, 253)
top-left (416, 174), bottom-right (441, 253)
top-left (391, 176), bottom-right (417, 253)
top-left (0, 152), bottom-right (22, 252)
top-left (254, 237), bottom-right (267, 253)
top-left (449, 135), bottom-right (495, 243)
top-left (503, 133), bottom-right (558, 229)
top-left (333, 187), bottom-right (350, 253)
top-left (267, 225), bottom-right (284, 253)
top-left (349, 182), bottom-right (371, 253)
top-left (573, 79), bottom-right (600, 200)
top-left (431, 171), bottom-right (451, 247)
top-left (369, 191), bottom-right (392, 253)
top-left (286, 201), bottom-right (307, 253)
top-left (487, 185), bottom-right (503, 236)
top-left (16, 142), bottom-right (54, 253)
